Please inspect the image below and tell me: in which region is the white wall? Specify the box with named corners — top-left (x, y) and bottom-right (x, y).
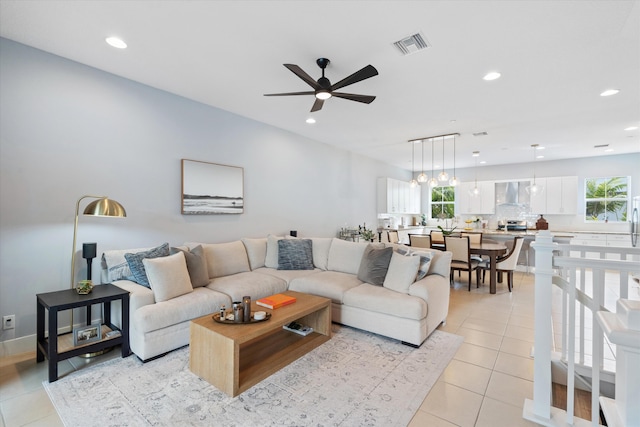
top-left (0, 38), bottom-right (408, 347)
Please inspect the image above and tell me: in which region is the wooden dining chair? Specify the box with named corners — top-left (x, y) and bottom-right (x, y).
top-left (409, 234), bottom-right (431, 248)
top-left (480, 236), bottom-right (524, 292)
top-left (461, 232), bottom-right (484, 262)
top-left (445, 235), bottom-right (480, 290)
top-left (387, 230), bottom-right (399, 244)
top-left (430, 230), bottom-right (445, 250)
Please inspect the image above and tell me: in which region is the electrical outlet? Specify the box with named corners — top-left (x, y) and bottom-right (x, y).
top-left (3, 315), bottom-right (15, 330)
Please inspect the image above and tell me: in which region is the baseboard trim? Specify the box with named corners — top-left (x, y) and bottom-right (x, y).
top-left (0, 334), bottom-right (35, 358)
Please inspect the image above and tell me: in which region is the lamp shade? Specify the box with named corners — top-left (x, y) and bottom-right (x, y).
top-left (83, 198), bottom-right (127, 217)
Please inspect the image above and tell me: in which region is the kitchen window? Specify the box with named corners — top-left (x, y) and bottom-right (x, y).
top-left (584, 176), bottom-right (629, 222)
top-left (431, 185), bottom-right (455, 219)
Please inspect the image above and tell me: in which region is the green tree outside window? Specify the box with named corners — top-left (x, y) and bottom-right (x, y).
top-left (584, 176), bottom-right (628, 222)
top-left (431, 186), bottom-right (455, 219)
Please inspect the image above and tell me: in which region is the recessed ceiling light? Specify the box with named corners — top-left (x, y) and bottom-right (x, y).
top-left (305, 118), bottom-right (316, 124)
top-left (624, 126), bottom-right (638, 131)
top-left (600, 89), bottom-right (619, 97)
top-left (483, 72), bottom-right (501, 81)
top-left (105, 37), bottom-right (127, 49)
top-left (605, 148), bottom-right (614, 152)
top-left (472, 151), bottom-right (480, 157)
top-left (479, 160), bottom-right (486, 164)
top-left (535, 145), bottom-right (545, 150)
top-left (536, 155), bottom-right (544, 159)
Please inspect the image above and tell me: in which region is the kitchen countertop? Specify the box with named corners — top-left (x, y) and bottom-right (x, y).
top-left (380, 226), bottom-right (629, 237)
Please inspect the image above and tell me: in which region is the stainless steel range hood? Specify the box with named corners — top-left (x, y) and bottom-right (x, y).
top-left (495, 181), bottom-right (530, 206)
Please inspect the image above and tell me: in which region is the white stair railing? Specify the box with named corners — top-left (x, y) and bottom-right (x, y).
top-left (523, 231), bottom-right (640, 427)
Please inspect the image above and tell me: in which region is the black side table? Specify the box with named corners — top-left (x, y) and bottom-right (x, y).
top-left (36, 283), bottom-right (130, 382)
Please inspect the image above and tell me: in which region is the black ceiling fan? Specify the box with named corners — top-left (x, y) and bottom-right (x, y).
top-left (264, 58), bottom-right (378, 112)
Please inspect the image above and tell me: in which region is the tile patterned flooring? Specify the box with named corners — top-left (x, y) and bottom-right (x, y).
top-left (1, 272), bottom-right (539, 427)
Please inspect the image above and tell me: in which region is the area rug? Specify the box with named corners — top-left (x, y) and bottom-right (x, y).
top-left (44, 325), bottom-right (462, 427)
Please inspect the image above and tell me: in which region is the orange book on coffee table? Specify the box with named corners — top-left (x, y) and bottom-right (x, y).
top-left (256, 293), bottom-right (297, 309)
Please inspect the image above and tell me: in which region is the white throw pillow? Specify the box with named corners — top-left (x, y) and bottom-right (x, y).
top-left (311, 237), bottom-right (333, 270)
top-left (143, 252), bottom-right (193, 302)
top-left (201, 241), bottom-right (250, 278)
top-left (327, 238), bottom-right (372, 275)
top-left (383, 252), bottom-right (420, 294)
top-left (242, 237), bottom-right (267, 270)
top-left (264, 235), bottom-right (283, 269)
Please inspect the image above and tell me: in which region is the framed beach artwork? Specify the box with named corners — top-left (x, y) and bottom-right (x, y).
top-left (181, 159), bottom-right (244, 214)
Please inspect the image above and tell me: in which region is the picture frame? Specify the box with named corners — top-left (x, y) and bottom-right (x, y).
top-left (73, 323), bottom-right (102, 346)
top-left (181, 159), bottom-right (244, 214)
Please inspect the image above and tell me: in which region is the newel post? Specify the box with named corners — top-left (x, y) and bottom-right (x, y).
top-left (597, 299), bottom-right (640, 427)
top-left (523, 231), bottom-right (557, 424)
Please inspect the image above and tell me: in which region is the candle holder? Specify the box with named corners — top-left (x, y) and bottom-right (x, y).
top-left (243, 296), bottom-right (251, 322)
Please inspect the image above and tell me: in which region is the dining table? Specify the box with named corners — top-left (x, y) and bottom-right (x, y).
top-left (470, 242), bottom-right (508, 294)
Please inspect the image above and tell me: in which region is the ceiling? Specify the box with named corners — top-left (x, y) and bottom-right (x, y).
top-left (1, 0), bottom-right (639, 171)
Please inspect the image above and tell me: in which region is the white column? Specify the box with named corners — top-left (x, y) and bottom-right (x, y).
top-left (523, 231), bottom-right (557, 424)
top-left (597, 299), bottom-right (640, 427)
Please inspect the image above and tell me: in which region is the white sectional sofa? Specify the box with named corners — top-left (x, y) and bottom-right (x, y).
top-left (103, 236), bottom-right (452, 361)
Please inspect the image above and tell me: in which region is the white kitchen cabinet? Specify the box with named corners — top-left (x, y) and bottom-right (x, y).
top-left (545, 176), bottom-right (578, 215)
top-left (377, 177), bottom-right (421, 214)
top-left (456, 181), bottom-right (495, 215)
top-left (530, 176), bottom-right (578, 215)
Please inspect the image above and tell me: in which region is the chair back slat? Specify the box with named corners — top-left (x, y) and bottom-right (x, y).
top-left (445, 235), bottom-right (470, 263)
top-left (387, 230), bottom-right (399, 244)
top-left (461, 232), bottom-right (482, 245)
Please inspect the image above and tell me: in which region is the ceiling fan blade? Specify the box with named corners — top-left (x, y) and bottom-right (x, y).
top-left (330, 65), bottom-right (378, 91)
top-left (331, 92), bottom-right (376, 104)
top-left (284, 64), bottom-right (321, 90)
top-left (310, 98), bottom-right (325, 112)
top-left (264, 91), bottom-right (315, 97)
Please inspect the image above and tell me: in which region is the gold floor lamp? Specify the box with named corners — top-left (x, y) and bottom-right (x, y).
top-left (70, 195), bottom-right (126, 347)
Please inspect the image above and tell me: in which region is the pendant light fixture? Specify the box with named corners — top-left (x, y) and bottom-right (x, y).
top-left (417, 140), bottom-right (428, 183)
top-left (428, 138), bottom-right (439, 188)
top-left (449, 134), bottom-right (459, 186)
top-left (526, 144), bottom-right (543, 195)
top-left (409, 141), bottom-right (418, 187)
top-left (469, 151), bottom-right (480, 196)
top-left (438, 135), bottom-right (449, 182)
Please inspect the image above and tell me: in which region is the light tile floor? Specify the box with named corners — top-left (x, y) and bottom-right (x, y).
top-left (1, 271), bottom-right (538, 426)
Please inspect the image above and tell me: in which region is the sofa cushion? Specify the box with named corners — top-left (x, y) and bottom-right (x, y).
top-left (143, 252), bottom-right (193, 302)
top-left (170, 245), bottom-right (209, 287)
top-left (311, 237), bottom-right (332, 270)
top-left (195, 241), bottom-right (250, 278)
top-left (242, 237), bottom-right (267, 270)
top-left (327, 238), bottom-right (374, 275)
top-left (288, 271), bottom-right (363, 303)
top-left (343, 283), bottom-right (427, 321)
top-left (253, 267), bottom-right (321, 285)
top-left (264, 235), bottom-right (283, 269)
top-left (134, 287), bottom-right (230, 334)
top-left (124, 243), bottom-right (170, 287)
top-left (426, 250), bottom-right (453, 277)
top-left (206, 271), bottom-right (287, 302)
top-left (278, 239), bottom-right (314, 270)
top-left (357, 244), bottom-right (393, 286)
top-left (383, 252), bottom-right (420, 294)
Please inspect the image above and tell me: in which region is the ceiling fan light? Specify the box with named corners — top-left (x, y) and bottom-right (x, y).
top-left (417, 173), bottom-right (428, 183)
top-left (315, 91), bottom-right (332, 100)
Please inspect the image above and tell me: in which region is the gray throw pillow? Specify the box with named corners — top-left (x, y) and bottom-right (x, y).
top-left (124, 243), bottom-right (170, 287)
top-left (357, 244), bottom-right (393, 286)
top-left (170, 245), bottom-right (209, 287)
top-left (277, 239), bottom-right (314, 270)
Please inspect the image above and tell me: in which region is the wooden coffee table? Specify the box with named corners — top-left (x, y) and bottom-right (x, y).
top-left (189, 290), bottom-right (331, 397)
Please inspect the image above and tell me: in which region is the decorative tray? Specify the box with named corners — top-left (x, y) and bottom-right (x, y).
top-left (212, 312), bottom-right (271, 324)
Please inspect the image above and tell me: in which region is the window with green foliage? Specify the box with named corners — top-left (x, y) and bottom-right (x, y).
top-left (584, 176), bottom-right (628, 222)
top-left (431, 186), bottom-right (455, 219)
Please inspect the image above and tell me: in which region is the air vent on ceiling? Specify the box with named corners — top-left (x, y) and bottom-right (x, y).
top-left (473, 132), bottom-right (489, 137)
top-left (594, 144), bottom-right (609, 148)
top-left (393, 33), bottom-right (430, 56)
